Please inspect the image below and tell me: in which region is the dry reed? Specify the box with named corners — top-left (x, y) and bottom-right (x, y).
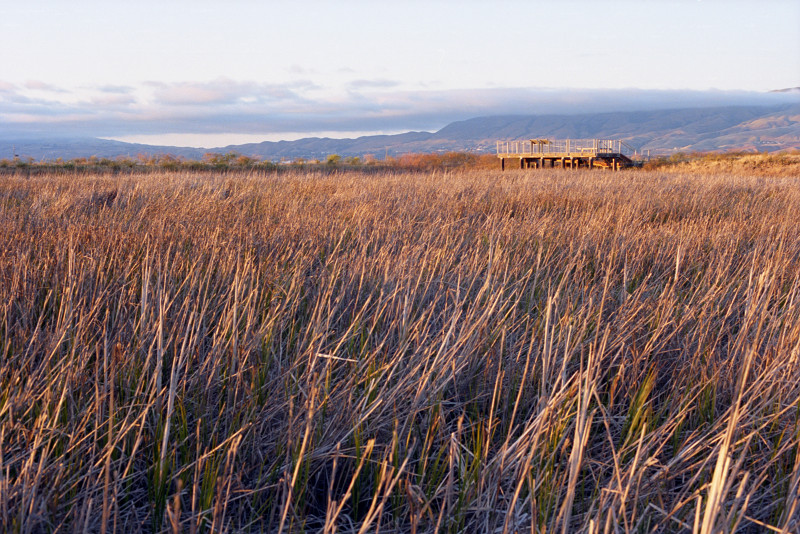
top-left (1, 166), bottom-right (799, 532)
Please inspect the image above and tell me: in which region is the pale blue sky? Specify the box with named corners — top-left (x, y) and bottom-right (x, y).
top-left (1, 0), bottom-right (798, 147)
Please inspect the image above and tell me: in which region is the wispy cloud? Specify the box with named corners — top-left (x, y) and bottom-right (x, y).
top-left (1, 78), bottom-right (798, 142)
top-left (146, 78), bottom-right (320, 108)
top-left (347, 79), bottom-right (401, 90)
top-left (97, 84), bottom-right (135, 94)
top-left (89, 93), bottom-right (137, 107)
top-left (24, 80), bottom-right (66, 92)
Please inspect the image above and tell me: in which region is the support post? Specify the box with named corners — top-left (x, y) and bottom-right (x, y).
top-left (588, 158), bottom-right (594, 170)
top-left (501, 158), bottom-right (505, 171)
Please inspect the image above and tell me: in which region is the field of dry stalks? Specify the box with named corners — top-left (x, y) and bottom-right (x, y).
top-left (2, 167), bottom-right (800, 533)
top-left (645, 151), bottom-right (800, 177)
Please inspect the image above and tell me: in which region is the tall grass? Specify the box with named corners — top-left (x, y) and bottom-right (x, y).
top-left (1, 167), bottom-right (800, 532)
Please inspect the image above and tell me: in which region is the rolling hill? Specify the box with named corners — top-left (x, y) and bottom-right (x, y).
top-left (3, 103), bottom-right (799, 162)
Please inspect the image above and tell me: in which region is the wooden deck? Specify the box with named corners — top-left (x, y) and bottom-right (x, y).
top-left (497, 138), bottom-right (636, 171)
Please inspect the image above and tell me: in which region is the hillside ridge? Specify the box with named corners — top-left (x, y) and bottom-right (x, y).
top-left (3, 103), bottom-right (799, 161)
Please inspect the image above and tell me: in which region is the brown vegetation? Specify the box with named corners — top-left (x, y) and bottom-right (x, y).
top-left (643, 150), bottom-right (800, 177)
top-left (0, 151), bottom-right (499, 174)
top-left (2, 167), bottom-right (800, 532)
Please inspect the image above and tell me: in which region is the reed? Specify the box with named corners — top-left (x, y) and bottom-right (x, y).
top-left (1, 167), bottom-right (799, 532)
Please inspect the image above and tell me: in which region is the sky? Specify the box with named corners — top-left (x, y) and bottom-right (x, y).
top-left (1, 0), bottom-right (799, 148)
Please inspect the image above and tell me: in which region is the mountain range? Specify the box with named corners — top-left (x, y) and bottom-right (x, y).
top-left (3, 103), bottom-right (799, 162)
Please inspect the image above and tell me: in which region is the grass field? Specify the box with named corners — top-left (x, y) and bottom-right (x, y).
top-left (2, 166), bottom-right (800, 532)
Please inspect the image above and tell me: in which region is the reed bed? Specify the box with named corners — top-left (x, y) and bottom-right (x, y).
top-left (1, 167), bottom-right (800, 533)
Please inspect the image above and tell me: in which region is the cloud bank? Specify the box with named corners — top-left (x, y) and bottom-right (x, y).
top-left (2, 78), bottom-right (798, 144)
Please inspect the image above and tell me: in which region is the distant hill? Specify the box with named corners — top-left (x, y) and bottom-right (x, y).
top-left (0, 137), bottom-right (205, 162)
top-left (421, 104), bottom-right (800, 154)
top-left (3, 103), bottom-right (799, 162)
top-left (219, 131), bottom-right (437, 161)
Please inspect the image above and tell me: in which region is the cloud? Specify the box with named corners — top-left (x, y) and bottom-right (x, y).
top-left (148, 78), bottom-right (318, 107)
top-left (2, 79), bottom-right (799, 141)
top-left (97, 84), bottom-right (135, 94)
top-left (347, 79), bottom-right (401, 90)
top-left (0, 80), bottom-right (18, 93)
top-left (90, 94), bottom-right (137, 107)
top-left (154, 83), bottom-right (235, 106)
top-left (24, 80), bottom-right (65, 92)
top-left (288, 64), bottom-right (318, 75)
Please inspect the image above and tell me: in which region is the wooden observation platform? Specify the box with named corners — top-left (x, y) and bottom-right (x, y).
top-left (497, 138), bottom-right (637, 171)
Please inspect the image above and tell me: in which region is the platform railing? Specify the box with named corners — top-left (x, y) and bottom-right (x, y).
top-left (497, 139), bottom-right (636, 157)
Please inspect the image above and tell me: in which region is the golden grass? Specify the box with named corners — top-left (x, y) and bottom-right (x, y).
top-left (2, 167), bottom-right (800, 532)
top-left (644, 151), bottom-right (800, 177)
